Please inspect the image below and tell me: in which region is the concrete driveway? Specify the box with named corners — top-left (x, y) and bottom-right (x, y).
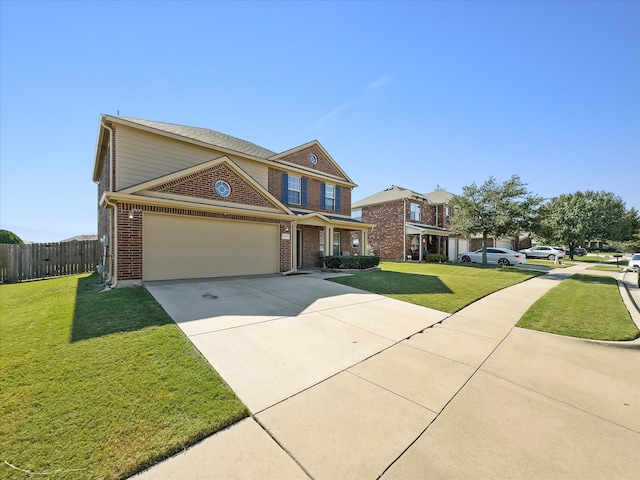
top-left (146, 272), bottom-right (449, 412)
top-left (141, 267), bottom-right (640, 479)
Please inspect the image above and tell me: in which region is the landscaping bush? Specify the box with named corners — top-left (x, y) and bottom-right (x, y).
top-left (424, 253), bottom-right (448, 263)
top-left (323, 255), bottom-right (380, 269)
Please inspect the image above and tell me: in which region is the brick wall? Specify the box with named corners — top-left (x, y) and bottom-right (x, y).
top-left (279, 146), bottom-right (342, 177)
top-left (299, 225), bottom-right (323, 267)
top-left (152, 164), bottom-right (273, 208)
top-left (268, 167), bottom-right (351, 216)
top-left (362, 201), bottom-right (405, 260)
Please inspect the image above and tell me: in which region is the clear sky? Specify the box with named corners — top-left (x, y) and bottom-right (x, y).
top-left (1, 0), bottom-right (638, 243)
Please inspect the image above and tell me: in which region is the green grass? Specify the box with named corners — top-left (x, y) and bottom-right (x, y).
top-left (587, 264), bottom-right (625, 272)
top-left (517, 274), bottom-right (639, 341)
top-left (573, 254), bottom-right (628, 266)
top-left (0, 274), bottom-right (248, 480)
top-left (525, 259), bottom-right (574, 268)
top-left (329, 262), bottom-right (544, 313)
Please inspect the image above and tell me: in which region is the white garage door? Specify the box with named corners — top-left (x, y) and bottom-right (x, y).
top-left (143, 214), bottom-right (279, 281)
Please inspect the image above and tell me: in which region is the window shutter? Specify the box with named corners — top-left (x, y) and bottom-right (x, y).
top-left (335, 186), bottom-right (341, 211)
top-left (301, 177), bottom-right (308, 206)
top-left (282, 173), bottom-right (288, 203)
top-left (320, 182), bottom-right (326, 209)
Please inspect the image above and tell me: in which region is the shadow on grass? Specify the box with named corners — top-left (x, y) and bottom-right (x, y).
top-left (71, 273), bottom-right (173, 342)
top-left (331, 270), bottom-right (452, 295)
top-left (570, 273), bottom-right (618, 285)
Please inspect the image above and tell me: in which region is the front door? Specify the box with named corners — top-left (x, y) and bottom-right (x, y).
top-left (333, 231), bottom-right (341, 256)
top-left (297, 229), bottom-right (302, 268)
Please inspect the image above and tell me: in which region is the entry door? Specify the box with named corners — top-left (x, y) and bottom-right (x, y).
top-left (333, 231), bottom-right (341, 255)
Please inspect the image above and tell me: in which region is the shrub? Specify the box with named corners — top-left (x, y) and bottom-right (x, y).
top-left (323, 255), bottom-right (380, 269)
top-left (0, 229), bottom-right (23, 244)
top-left (425, 253), bottom-right (448, 263)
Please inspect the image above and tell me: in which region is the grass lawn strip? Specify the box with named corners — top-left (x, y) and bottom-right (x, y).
top-left (330, 262), bottom-right (545, 313)
top-left (0, 274), bottom-right (248, 480)
top-left (517, 274), bottom-right (640, 341)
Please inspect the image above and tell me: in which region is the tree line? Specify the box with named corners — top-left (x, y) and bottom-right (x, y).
top-left (449, 175), bottom-right (640, 262)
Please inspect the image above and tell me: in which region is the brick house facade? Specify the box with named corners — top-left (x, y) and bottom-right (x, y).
top-left (352, 185), bottom-right (457, 262)
top-left (93, 115), bottom-right (372, 285)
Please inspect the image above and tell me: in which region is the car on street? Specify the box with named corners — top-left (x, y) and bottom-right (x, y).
top-left (566, 247), bottom-right (587, 256)
top-left (629, 253), bottom-right (640, 271)
top-left (518, 245), bottom-right (565, 261)
top-left (458, 248), bottom-right (526, 266)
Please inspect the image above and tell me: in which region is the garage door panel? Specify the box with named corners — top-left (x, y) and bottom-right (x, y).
top-left (143, 214), bottom-right (279, 281)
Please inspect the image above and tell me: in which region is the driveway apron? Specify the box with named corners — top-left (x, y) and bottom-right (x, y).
top-left (140, 266), bottom-right (640, 479)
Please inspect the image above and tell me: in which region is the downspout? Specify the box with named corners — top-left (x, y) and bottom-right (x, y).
top-left (101, 121), bottom-right (114, 193)
top-left (403, 199), bottom-right (407, 261)
top-left (101, 122), bottom-right (116, 286)
top-left (105, 200), bottom-right (118, 288)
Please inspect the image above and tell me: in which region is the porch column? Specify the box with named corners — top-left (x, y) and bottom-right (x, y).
top-left (419, 233), bottom-right (424, 261)
top-left (325, 226), bottom-right (333, 256)
top-left (361, 229), bottom-right (367, 255)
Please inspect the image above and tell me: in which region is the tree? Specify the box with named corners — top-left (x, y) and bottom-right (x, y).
top-left (450, 175), bottom-right (543, 264)
top-left (0, 229), bottom-right (24, 244)
top-left (535, 191), bottom-right (640, 259)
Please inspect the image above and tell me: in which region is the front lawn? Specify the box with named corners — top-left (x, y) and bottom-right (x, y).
top-left (0, 274), bottom-right (248, 479)
top-left (524, 259), bottom-right (574, 268)
top-left (329, 262), bottom-right (544, 313)
top-left (517, 274), bottom-right (639, 341)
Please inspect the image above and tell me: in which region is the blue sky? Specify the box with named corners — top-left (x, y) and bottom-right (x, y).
top-left (1, 0), bottom-right (638, 242)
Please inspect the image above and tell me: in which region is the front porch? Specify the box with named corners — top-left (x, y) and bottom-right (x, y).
top-left (291, 211), bottom-right (374, 270)
top-left (405, 223), bottom-right (452, 261)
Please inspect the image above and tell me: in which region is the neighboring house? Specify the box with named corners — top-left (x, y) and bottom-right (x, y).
top-left (92, 115), bottom-right (372, 286)
top-left (352, 185), bottom-right (459, 261)
top-left (60, 235), bottom-right (98, 242)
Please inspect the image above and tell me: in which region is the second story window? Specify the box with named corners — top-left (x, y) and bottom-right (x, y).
top-left (351, 208), bottom-right (362, 222)
top-left (325, 185), bottom-right (335, 210)
top-left (321, 182), bottom-right (341, 211)
top-left (282, 173), bottom-right (307, 206)
top-left (410, 202), bottom-right (421, 221)
top-left (288, 175), bottom-right (301, 204)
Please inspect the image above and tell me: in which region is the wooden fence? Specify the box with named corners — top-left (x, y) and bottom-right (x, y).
top-left (0, 240), bottom-right (101, 283)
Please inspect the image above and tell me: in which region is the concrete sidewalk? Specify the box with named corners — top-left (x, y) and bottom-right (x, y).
top-left (137, 264), bottom-right (640, 479)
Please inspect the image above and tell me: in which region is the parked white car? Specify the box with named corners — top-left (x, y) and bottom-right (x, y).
top-left (458, 248), bottom-right (526, 266)
top-left (629, 253), bottom-right (640, 271)
top-left (518, 245), bottom-right (565, 261)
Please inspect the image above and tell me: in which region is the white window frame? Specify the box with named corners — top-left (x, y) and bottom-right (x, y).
top-left (288, 175), bottom-right (301, 205)
top-left (325, 185), bottom-right (335, 210)
top-left (410, 202), bottom-right (421, 221)
top-left (351, 208), bottom-right (362, 221)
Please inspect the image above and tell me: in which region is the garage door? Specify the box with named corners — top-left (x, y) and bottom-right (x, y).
top-left (143, 214), bottom-right (279, 281)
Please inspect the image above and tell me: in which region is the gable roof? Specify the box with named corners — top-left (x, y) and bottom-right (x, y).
top-left (269, 140), bottom-right (356, 185)
top-left (119, 155), bottom-right (293, 215)
top-left (352, 185), bottom-right (431, 208)
top-left (424, 189), bottom-right (454, 204)
top-left (115, 116), bottom-right (277, 159)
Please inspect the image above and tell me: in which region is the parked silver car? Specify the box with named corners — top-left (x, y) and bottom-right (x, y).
top-left (629, 253), bottom-right (640, 271)
top-left (458, 248), bottom-right (526, 266)
top-left (518, 245), bottom-right (565, 261)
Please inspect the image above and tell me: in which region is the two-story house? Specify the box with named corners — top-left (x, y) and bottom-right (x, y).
top-left (351, 185), bottom-right (458, 262)
top-left (92, 115), bottom-right (372, 286)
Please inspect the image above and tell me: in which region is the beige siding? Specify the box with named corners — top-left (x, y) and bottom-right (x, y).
top-left (116, 125), bottom-right (268, 190)
top-left (143, 213), bottom-right (279, 280)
